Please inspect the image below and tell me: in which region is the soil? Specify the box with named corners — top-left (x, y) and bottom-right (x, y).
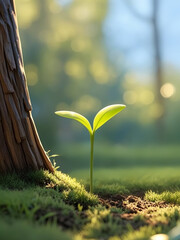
top-left (99, 194), bottom-right (174, 227)
top-left (99, 194), bottom-right (170, 212)
top-left (33, 181), bottom-right (175, 231)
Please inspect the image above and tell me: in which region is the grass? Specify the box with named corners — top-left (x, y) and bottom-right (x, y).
top-left (57, 143), bottom-right (180, 172)
top-left (1, 167), bottom-right (180, 240)
top-left (145, 191), bottom-right (180, 205)
top-left (70, 167), bottom-right (180, 196)
top-left (75, 205), bottom-right (180, 240)
top-left (0, 219), bottom-right (71, 240)
top-left (0, 170), bottom-right (97, 208)
top-left (0, 170), bottom-right (97, 239)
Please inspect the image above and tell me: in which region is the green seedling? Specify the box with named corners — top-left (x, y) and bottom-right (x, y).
top-left (55, 104), bottom-right (126, 193)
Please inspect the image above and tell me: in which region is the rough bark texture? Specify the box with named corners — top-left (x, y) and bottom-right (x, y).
top-left (0, 0), bottom-right (54, 173)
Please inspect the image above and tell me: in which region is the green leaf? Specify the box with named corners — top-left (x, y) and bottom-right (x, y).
top-left (93, 104), bottom-right (126, 132)
top-left (55, 111), bottom-right (92, 134)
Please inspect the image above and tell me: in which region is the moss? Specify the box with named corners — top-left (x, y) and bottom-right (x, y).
top-left (1, 170), bottom-right (180, 240)
top-left (0, 170), bottom-right (98, 232)
top-left (0, 170), bottom-right (98, 208)
top-left (0, 219), bottom-right (72, 240)
top-left (145, 191), bottom-right (180, 205)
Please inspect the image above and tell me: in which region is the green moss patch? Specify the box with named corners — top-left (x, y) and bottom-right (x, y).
top-left (1, 170), bottom-right (180, 240)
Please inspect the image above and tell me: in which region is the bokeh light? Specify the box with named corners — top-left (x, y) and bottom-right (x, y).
top-left (74, 95), bottom-right (101, 113)
top-left (15, 0), bottom-right (180, 150)
top-left (150, 234), bottom-right (169, 240)
top-left (138, 90), bottom-right (154, 105)
top-left (160, 83), bottom-right (176, 98)
top-left (90, 60), bottom-right (109, 84)
top-left (16, 0), bottom-right (39, 29)
top-left (65, 60), bottom-right (86, 79)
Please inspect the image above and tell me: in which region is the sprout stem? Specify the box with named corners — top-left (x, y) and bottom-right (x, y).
top-left (90, 133), bottom-right (94, 193)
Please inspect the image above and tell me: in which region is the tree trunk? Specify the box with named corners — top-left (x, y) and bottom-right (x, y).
top-left (152, 0), bottom-right (165, 140)
top-left (0, 0), bottom-right (54, 173)
top-left (125, 0), bottom-right (165, 140)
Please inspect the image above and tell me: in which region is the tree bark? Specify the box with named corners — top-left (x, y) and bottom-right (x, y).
top-left (0, 0), bottom-right (54, 173)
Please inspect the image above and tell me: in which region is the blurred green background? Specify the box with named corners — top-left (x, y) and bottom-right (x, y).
top-left (16, 0), bottom-right (180, 174)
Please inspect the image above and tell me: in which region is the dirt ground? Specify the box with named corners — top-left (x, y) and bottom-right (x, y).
top-left (99, 194), bottom-right (174, 228)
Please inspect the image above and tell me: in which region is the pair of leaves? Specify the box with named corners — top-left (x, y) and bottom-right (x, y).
top-left (55, 104), bottom-right (126, 135)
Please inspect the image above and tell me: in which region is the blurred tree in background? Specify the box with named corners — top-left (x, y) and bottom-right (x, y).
top-left (15, 0), bottom-right (180, 153)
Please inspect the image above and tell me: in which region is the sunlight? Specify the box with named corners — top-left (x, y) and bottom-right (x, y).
top-left (1, 1), bottom-right (180, 240)
top-left (150, 234), bottom-right (169, 240)
top-left (74, 95), bottom-right (101, 113)
top-left (16, 0), bottom-right (39, 29)
top-left (160, 83), bottom-right (176, 98)
top-left (70, 4), bottom-right (95, 21)
top-left (65, 60), bottom-right (86, 79)
top-left (139, 90), bottom-right (154, 105)
top-left (90, 61), bottom-right (109, 84)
